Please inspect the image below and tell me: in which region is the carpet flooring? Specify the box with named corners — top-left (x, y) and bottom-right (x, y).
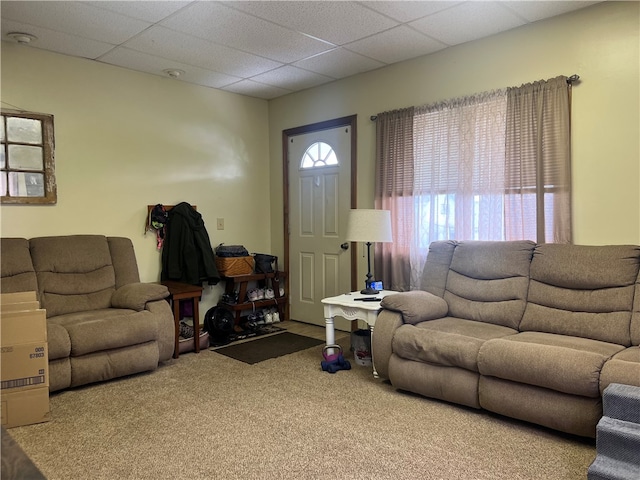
top-left (5, 335), bottom-right (596, 480)
top-left (212, 331), bottom-right (323, 364)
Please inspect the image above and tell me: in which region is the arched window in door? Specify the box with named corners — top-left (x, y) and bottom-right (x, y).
top-left (300, 141), bottom-right (338, 169)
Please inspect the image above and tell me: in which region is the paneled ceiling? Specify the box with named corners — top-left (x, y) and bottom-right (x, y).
top-left (1, 1), bottom-right (600, 99)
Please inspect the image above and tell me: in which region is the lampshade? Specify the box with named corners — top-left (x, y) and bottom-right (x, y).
top-left (345, 209), bottom-right (393, 243)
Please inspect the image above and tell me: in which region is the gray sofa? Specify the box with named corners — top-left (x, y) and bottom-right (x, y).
top-left (373, 241), bottom-right (640, 438)
top-left (1, 235), bottom-right (175, 392)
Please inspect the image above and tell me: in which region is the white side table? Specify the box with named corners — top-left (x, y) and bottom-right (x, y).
top-left (321, 290), bottom-right (395, 377)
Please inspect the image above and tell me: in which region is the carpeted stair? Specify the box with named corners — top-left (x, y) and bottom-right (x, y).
top-left (587, 383), bottom-right (640, 480)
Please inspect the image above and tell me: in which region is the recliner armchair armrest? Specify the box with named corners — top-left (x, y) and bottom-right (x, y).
top-left (381, 290), bottom-right (448, 324)
top-left (111, 283), bottom-right (169, 311)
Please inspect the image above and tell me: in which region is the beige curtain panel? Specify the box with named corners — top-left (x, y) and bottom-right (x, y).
top-left (505, 76), bottom-right (572, 244)
top-left (374, 106), bottom-right (415, 291)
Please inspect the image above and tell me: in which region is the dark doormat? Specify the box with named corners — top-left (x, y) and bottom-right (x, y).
top-left (208, 324), bottom-right (285, 348)
top-left (212, 332), bottom-right (323, 364)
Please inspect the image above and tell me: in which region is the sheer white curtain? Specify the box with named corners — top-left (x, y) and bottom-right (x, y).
top-left (374, 76), bottom-right (572, 290)
top-left (411, 90), bottom-right (508, 287)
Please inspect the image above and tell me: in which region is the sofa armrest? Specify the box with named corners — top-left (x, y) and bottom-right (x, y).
top-left (372, 310), bottom-right (403, 380)
top-left (381, 290), bottom-right (448, 325)
top-left (111, 283), bottom-right (169, 311)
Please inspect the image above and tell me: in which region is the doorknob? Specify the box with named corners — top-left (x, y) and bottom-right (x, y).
top-left (340, 242), bottom-right (349, 250)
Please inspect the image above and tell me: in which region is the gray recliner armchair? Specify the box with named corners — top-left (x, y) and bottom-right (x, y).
top-left (1, 235), bottom-right (175, 392)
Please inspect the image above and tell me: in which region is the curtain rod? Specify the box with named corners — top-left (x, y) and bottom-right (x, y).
top-left (370, 74), bottom-right (580, 121)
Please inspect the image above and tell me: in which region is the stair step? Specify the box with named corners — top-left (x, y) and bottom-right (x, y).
top-left (603, 383), bottom-right (640, 424)
top-left (595, 416), bottom-right (640, 464)
top-left (587, 455), bottom-right (639, 480)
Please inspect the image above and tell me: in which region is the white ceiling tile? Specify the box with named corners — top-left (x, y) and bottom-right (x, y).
top-left (222, 79), bottom-right (291, 100)
top-left (82, 1), bottom-right (192, 23)
top-left (0, 0), bottom-right (602, 99)
top-left (124, 26), bottom-right (283, 78)
top-left (346, 25), bottom-right (447, 64)
top-left (1, 1), bottom-right (151, 44)
top-left (293, 48), bottom-right (385, 79)
top-left (1, 19), bottom-right (116, 59)
top-left (224, 1), bottom-right (398, 45)
top-left (98, 47), bottom-right (242, 89)
top-left (250, 66), bottom-right (334, 91)
top-left (503, 1), bottom-right (600, 22)
top-left (410, 2), bottom-right (527, 46)
top-left (359, 1), bottom-right (461, 23)
top-left (161, 2), bottom-right (334, 63)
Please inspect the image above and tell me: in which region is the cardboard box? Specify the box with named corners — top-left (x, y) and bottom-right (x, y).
top-left (1, 343), bottom-right (48, 391)
top-left (1, 309), bottom-right (47, 346)
top-left (0, 291), bottom-right (38, 304)
top-left (1, 309), bottom-right (49, 392)
top-left (1, 301), bottom-right (41, 314)
top-left (1, 387), bottom-right (51, 428)
top-left (0, 295), bottom-right (50, 427)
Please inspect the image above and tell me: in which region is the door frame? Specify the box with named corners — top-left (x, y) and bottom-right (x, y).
top-left (282, 115), bottom-right (359, 318)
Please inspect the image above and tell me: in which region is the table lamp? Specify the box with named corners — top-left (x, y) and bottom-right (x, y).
top-left (345, 209), bottom-right (393, 295)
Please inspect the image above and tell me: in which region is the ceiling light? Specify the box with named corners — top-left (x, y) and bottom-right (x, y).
top-left (163, 69), bottom-right (185, 79)
top-left (7, 32), bottom-right (37, 44)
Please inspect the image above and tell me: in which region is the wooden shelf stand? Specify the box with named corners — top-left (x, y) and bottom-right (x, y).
top-left (218, 271), bottom-right (287, 325)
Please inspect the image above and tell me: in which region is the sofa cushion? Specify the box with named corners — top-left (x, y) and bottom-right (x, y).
top-left (69, 341), bottom-right (159, 388)
top-left (49, 309), bottom-right (157, 356)
top-left (107, 237), bottom-right (141, 288)
top-left (478, 331), bottom-right (625, 397)
top-left (520, 244), bottom-right (640, 346)
top-left (111, 283), bottom-right (169, 311)
top-left (0, 238), bottom-right (38, 295)
top-left (419, 240), bottom-right (457, 296)
top-left (600, 347), bottom-right (640, 392)
top-left (479, 376), bottom-right (601, 438)
top-left (443, 241), bottom-right (535, 329)
top-left (392, 318), bottom-right (517, 372)
top-left (381, 291), bottom-right (448, 324)
top-left (47, 322), bottom-right (71, 360)
top-left (30, 236), bottom-right (117, 317)
top-left (49, 358), bottom-right (71, 392)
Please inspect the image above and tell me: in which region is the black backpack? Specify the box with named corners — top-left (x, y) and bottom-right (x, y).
top-left (253, 254), bottom-right (278, 274)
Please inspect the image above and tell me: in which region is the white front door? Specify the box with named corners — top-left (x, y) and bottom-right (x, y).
top-left (287, 123), bottom-right (354, 327)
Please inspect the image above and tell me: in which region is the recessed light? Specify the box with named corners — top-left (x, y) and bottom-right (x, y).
top-left (7, 32), bottom-right (37, 44)
top-left (163, 69), bottom-right (185, 79)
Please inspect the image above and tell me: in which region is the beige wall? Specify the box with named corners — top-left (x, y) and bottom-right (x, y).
top-left (1, 44), bottom-right (272, 316)
top-left (268, 1), bottom-right (640, 263)
top-left (2, 2), bottom-right (639, 319)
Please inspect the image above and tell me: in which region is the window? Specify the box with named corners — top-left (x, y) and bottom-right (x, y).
top-left (300, 141), bottom-right (338, 169)
top-left (375, 76), bottom-right (572, 290)
top-left (1, 110), bottom-right (56, 204)
top-left (412, 90), bottom-right (509, 245)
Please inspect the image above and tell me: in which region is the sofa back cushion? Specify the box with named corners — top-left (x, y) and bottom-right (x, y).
top-left (107, 237), bottom-right (141, 288)
top-left (420, 240), bottom-right (457, 296)
top-left (520, 244), bottom-right (640, 346)
top-left (0, 238), bottom-right (39, 295)
top-left (30, 235), bottom-right (116, 317)
top-left (443, 240), bottom-right (535, 329)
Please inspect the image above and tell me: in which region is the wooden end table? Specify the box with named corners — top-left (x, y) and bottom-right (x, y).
top-left (321, 290), bottom-right (395, 377)
top-left (161, 280), bottom-right (203, 358)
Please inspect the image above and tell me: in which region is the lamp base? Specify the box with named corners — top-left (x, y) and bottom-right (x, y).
top-left (360, 286), bottom-right (380, 295)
